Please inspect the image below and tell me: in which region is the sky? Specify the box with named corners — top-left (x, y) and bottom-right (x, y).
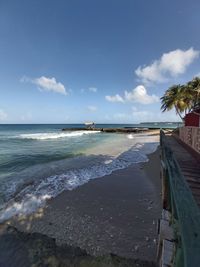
top-left (0, 0), bottom-right (200, 124)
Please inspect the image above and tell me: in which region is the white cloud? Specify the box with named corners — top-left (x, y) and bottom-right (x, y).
top-left (21, 76), bottom-right (67, 95)
top-left (105, 94), bottom-right (124, 103)
top-left (105, 85), bottom-right (159, 104)
top-left (80, 87), bottom-right (97, 93)
top-left (135, 47), bottom-right (199, 83)
top-left (34, 76), bottom-right (67, 95)
top-left (124, 85), bottom-right (159, 104)
top-left (0, 109), bottom-right (8, 121)
top-left (87, 105), bottom-right (97, 112)
top-left (89, 87), bottom-right (97, 93)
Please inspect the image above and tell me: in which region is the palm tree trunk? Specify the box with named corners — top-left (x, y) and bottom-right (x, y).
top-left (175, 106), bottom-right (184, 121)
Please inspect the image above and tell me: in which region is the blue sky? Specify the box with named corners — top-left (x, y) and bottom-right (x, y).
top-left (0, 0), bottom-right (200, 123)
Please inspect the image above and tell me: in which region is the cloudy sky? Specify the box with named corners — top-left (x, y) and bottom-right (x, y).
top-left (0, 0), bottom-right (200, 124)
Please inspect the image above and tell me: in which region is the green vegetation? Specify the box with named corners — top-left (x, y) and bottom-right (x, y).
top-left (160, 77), bottom-right (200, 120)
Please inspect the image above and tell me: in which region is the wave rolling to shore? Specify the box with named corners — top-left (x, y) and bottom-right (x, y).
top-left (0, 128), bottom-right (159, 222)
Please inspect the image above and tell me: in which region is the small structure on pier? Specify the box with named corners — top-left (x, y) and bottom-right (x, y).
top-left (84, 122), bottom-right (95, 129)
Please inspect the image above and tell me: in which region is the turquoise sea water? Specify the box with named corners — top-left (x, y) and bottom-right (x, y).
top-left (0, 123), bottom-right (178, 222)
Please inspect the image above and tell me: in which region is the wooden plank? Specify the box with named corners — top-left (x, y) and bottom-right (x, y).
top-left (191, 190), bottom-right (200, 197)
top-left (181, 168), bottom-right (200, 172)
top-left (186, 178), bottom-right (200, 183)
top-left (181, 170), bottom-right (200, 177)
top-left (188, 184), bottom-right (200, 191)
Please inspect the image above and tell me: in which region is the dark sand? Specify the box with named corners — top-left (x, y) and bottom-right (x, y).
top-left (2, 147), bottom-right (161, 266)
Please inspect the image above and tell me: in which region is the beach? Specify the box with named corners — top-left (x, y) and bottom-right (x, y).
top-left (2, 146), bottom-right (161, 266)
top-left (0, 125), bottom-right (163, 266)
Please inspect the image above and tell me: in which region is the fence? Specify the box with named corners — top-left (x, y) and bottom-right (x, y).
top-left (160, 130), bottom-right (200, 266)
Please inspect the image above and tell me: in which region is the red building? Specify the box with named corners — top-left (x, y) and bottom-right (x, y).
top-left (185, 109), bottom-right (200, 127)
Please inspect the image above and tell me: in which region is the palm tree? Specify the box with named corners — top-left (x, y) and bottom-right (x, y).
top-left (161, 78), bottom-right (200, 121)
top-left (160, 84), bottom-right (189, 121)
top-left (185, 77), bottom-right (200, 110)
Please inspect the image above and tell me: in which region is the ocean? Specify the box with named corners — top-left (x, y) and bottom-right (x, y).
top-left (0, 123), bottom-right (178, 222)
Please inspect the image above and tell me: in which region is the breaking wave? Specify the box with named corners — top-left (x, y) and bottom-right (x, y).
top-left (0, 142), bottom-right (158, 223)
top-left (18, 131), bottom-right (101, 140)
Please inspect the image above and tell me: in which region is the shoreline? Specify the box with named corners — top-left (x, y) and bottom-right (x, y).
top-left (3, 147), bottom-right (161, 265)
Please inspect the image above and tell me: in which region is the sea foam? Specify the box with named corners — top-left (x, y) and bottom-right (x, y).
top-left (18, 130), bottom-right (101, 140)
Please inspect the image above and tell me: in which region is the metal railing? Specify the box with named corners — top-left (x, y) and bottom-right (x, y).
top-left (160, 130), bottom-right (200, 267)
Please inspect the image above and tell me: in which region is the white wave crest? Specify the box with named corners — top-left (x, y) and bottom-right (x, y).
top-left (127, 134), bottom-right (134, 139)
top-left (18, 131), bottom-right (101, 140)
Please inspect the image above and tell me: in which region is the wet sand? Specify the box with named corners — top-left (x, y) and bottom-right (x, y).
top-left (4, 147), bottom-right (161, 265)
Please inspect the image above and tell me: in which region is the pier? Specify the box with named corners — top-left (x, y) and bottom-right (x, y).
top-left (62, 127), bottom-right (149, 133)
top-left (62, 127), bottom-right (170, 133)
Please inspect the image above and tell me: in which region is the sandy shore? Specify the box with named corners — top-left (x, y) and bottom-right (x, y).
top-left (4, 146), bottom-right (161, 265)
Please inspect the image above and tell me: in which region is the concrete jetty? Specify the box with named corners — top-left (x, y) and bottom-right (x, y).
top-left (62, 127), bottom-right (150, 133)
